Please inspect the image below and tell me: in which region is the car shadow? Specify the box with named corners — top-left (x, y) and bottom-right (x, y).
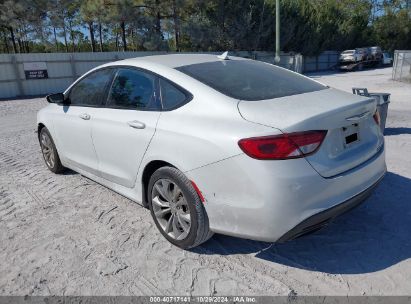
top-left (195, 172), bottom-right (411, 274)
top-left (62, 168), bottom-right (78, 176)
top-left (384, 127), bottom-right (411, 136)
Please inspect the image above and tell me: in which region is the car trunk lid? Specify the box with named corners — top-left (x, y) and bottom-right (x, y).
top-left (238, 88), bottom-right (384, 177)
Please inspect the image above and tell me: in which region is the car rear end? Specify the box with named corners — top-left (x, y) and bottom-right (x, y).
top-left (179, 58), bottom-right (386, 242)
top-left (234, 89), bottom-right (385, 241)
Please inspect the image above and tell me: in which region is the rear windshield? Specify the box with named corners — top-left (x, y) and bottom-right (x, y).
top-left (342, 50), bottom-right (354, 54)
top-left (176, 60), bottom-right (326, 101)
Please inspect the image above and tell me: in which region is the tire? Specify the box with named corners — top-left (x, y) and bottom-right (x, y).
top-left (148, 166), bottom-right (213, 249)
top-left (39, 127), bottom-right (65, 174)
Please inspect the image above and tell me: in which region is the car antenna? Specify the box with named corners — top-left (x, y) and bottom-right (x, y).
top-left (217, 51), bottom-right (229, 60)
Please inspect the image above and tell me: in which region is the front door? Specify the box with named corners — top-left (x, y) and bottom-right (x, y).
top-left (52, 68), bottom-right (114, 175)
top-left (91, 68), bottom-right (161, 188)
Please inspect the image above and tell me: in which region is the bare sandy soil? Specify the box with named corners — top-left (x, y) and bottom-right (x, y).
top-left (0, 67), bottom-right (410, 296)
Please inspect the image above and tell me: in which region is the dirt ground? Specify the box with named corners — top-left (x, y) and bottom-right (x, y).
top-left (0, 67), bottom-right (410, 296)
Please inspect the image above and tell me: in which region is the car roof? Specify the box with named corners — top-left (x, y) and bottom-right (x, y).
top-left (108, 53), bottom-right (247, 69)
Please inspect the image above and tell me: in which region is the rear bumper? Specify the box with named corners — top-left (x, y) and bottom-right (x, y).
top-left (277, 174), bottom-right (384, 242)
top-left (186, 145), bottom-right (386, 242)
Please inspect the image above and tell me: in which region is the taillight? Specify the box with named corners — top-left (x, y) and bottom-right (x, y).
top-left (373, 110), bottom-right (381, 126)
top-left (238, 131), bottom-right (327, 160)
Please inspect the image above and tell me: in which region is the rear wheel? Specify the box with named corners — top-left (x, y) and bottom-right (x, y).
top-left (148, 166), bottom-right (213, 249)
top-left (39, 127), bottom-right (65, 174)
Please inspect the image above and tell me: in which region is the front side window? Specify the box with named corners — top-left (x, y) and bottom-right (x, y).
top-left (176, 60), bottom-right (326, 101)
top-left (69, 69), bottom-right (113, 106)
top-left (160, 78), bottom-right (189, 110)
top-left (107, 68), bottom-right (158, 110)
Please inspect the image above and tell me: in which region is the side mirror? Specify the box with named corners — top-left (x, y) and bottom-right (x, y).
top-left (46, 93), bottom-right (66, 104)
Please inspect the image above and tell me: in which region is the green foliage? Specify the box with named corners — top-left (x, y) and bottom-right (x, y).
top-left (277, 0), bottom-right (373, 55)
top-left (0, 0), bottom-right (410, 54)
top-left (373, 6), bottom-right (411, 51)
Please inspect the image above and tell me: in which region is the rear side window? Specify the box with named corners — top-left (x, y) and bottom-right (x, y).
top-left (107, 68), bottom-right (159, 110)
top-left (69, 69), bottom-right (113, 106)
top-left (160, 79), bottom-right (189, 110)
top-left (176, 60), bottom-right (326, 101)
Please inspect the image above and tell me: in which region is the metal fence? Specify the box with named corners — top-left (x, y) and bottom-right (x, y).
top-left (303, 51), bottom-right (340, 73)
top-left (0, 51), bottom-right (302, 99)
top-left (393, 50), bottom-right (411, 83)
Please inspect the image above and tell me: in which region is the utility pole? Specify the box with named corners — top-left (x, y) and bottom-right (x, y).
top-left (275, 0), bottom-right (280, 63)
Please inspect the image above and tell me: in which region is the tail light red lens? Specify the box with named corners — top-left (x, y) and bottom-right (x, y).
top-left (238, 131), bottom-right (327, 160)
top-left (373, 110), bottom-right (381, 126)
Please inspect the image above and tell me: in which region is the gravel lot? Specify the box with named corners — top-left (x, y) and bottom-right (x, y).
top-left (1, 67), bottom-right (410, 296)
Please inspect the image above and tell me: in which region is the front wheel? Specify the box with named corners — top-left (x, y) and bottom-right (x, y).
top-left (39, 127), bottom-right (65, 174)
top-left (148, 167), bottom-right (213, 249)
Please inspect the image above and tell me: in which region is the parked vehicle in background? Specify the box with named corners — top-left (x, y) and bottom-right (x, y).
top-left (356, 48), bottom-right (370, 61)
top-left (383, 52), bottom-right (393, 65)
top-left (339, 50), bottom-right (362, 63)
top-left (340, 47), bottom-right (383, 65)
top-left (368, 46), bottom-right (383, 61)
top-left (339, 46), bottom-right (384, 71)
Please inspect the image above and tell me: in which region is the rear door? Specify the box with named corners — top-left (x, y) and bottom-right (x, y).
top-left (52, 68), bottom-right (114, 175)
top-left (91, 68), bottom-right (161, 188)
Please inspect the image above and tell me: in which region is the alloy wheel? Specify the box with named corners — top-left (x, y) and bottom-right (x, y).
top-left (40, 132), bottom-right (55, 168)
top-left (151, 179), bottom-right (191, 241)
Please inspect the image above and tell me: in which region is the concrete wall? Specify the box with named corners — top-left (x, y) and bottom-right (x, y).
top-left (0, 51), bottom-right (302, 99)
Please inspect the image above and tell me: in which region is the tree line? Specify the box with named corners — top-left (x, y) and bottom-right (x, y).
top-left (0, 0), bottom-right (410, 56)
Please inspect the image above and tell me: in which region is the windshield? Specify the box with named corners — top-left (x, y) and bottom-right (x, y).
top-left (342, 50), bottom-right (355, 54)
top-left (176, 60), bottom-right (326, 101)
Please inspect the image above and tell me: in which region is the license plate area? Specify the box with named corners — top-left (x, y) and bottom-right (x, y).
top-left (342, 124), bottom-right (360, 148)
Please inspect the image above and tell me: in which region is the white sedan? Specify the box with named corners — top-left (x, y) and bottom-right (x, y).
top-left (339, 50), bottom-right (363, 62)
top-left (37, 54), bottom-right (386, 249)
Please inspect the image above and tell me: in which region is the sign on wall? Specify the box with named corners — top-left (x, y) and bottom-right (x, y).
top-left (23, 62), bottom-right (48, 79)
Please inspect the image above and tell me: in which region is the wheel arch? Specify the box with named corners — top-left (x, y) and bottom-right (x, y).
top-left (141, 160), bottom-right (176, 207)
top-left (37, 122), bottom-right (46, 137)
top-left (37, 122), bottom-right (64, 164)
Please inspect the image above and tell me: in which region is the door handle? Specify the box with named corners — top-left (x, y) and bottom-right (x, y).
top-left (127, 120), bottom-right (146, 129)
top-left (79, 113), bottom-right (91, 120)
